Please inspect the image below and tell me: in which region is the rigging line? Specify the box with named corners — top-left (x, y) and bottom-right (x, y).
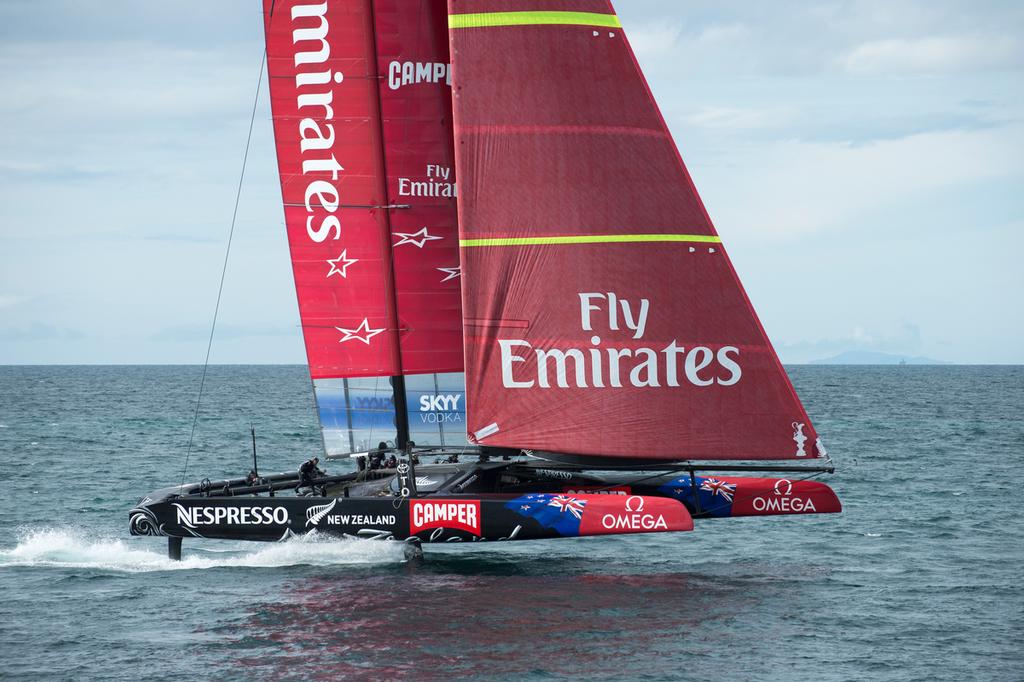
top-left (585, 467), bottom-right (695, 494)
top-left (179, 49), bottom-right (268, 492)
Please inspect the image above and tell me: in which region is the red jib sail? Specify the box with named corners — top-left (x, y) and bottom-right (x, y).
top-left (449, 1), bottom-right (824, 460)
top-left (265, 0), bottom-right (465, 453)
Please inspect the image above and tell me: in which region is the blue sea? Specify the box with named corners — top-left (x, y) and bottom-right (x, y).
top-left (0, 365), bottom-right (1021, 681)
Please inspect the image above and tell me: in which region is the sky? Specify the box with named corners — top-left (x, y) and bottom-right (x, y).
top-left (0, 1), bottom-right (1021, 365)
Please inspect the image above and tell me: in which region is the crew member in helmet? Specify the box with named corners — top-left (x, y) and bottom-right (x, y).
top-left (369, 442), bottom-right (387, 470)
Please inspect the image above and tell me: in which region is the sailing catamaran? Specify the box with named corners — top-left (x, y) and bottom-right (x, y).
top-left (130, 0), bottom-right (840, 559)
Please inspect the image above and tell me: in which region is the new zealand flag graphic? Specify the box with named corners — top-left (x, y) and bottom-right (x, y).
top-left (505, 494), bottom-right (587, 536)
top-left (657, 476), bottom-right (735, 518)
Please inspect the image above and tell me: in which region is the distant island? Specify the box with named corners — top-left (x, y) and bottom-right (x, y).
top-left (808, 351), bottom-right (950, 365)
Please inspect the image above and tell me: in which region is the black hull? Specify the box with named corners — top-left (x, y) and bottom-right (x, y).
top-left (131, 495), bottom-right (572, 544)
top-left (130, 459), bottom-right (840, 553)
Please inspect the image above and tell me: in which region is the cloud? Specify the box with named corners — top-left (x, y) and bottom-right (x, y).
top-left (693, 23), bottom-right (751, 48)
top-left (0, 160), bottom-right (115, 183)
top-left (776, 321), bottom-right (928, 364)
top-left (625, 22), bottom-right (682, 60)
top-left (0, 294), bottom-right (24, 309)
top-left (699, 123), bottom-right (1024, 240)
top-left (150, 324), bottom-right (299, 343)
top-left (0, 323), bottom-right (84, 342)
top-left (140, 233), bottom-right (221, 244)
top-left (685, 106), bottom-right (796, 131)
top-left (843, 35), bottom-right (1024, 74)
top-left (0, 41), bottom-right (261, 124)
top-left (619, 3), bottom-right (1024, 80)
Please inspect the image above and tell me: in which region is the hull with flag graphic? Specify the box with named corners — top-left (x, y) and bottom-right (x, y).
top-left (510, 472), bottom-right (841, 520)
top-left (502, 493), bottom-right (692, 537)
top-left (652, 475), bottom-right (841, 518)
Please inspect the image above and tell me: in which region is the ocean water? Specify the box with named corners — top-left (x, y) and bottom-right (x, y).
top-left (0, 365), bottom-right (1021, 681)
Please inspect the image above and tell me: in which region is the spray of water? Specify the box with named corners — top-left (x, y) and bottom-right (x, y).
top-left (0, 528), bottom-right (408, 572)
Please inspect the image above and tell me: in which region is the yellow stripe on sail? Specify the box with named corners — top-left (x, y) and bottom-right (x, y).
top-left (459, 234), bottom-right (722, 247)
top-left (448, 11), bottom-right (622, 29)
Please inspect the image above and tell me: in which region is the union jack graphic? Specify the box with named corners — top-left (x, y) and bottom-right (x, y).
top-left (700, 478), bottom-right (736, 502)
top-left (547, 495), bottom-right (586, 519)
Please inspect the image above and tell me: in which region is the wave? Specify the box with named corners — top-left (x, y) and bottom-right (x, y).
top-left (0, 528), bottom-right (408, 572)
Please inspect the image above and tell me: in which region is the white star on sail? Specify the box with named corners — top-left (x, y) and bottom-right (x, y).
top-left (325, 250), bottom-right (358, 278)
top-left (437, 266), bottom-right (461, 282)
top-left (335, 318), bottom-right (385, 345)
top-left (393, 227), bottom-right (442, 248)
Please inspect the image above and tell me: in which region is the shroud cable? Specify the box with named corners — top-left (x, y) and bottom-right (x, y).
top-left (179, 50), bottom-right (267, 492)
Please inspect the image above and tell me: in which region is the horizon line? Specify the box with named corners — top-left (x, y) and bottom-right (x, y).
top-left (1, 362), bottom-right (1020, 367)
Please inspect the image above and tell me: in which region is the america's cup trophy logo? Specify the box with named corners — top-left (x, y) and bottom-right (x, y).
top-left (792, 422), bottom-right (808, 457)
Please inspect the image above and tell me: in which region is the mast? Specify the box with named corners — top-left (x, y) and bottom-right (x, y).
top-left (365, 0), bottom-right (408, 451)
top-left (391, 374), bottom-right (410, 450)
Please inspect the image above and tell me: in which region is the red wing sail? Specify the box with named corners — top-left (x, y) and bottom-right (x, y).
top-left (374, 0), bottom-right (464, 376)
top-left (265, 0), bottom-right (463, 380)
top-left (265, 0), bottom-right (401, 380)
top-left (265, 1), bottom-right (467, 454)
top-left (448, 2), bottom-right (824, 460)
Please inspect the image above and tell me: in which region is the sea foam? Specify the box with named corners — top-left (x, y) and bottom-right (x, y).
top-left (0, 528), bottom-right (408, 572)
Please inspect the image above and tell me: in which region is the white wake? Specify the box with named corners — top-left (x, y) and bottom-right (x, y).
top-left (0, 528), bottom-right (408, 572)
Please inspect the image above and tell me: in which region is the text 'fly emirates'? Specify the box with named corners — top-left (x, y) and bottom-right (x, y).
top-left (499, 293), bottom-right (742, 389)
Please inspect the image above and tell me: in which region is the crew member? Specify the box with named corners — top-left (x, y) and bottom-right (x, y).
top-left (369, 442), bottom-right (387, 470)
top-left (297, 456), bottom-right (321, 492)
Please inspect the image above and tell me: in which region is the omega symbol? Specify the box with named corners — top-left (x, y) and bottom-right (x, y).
top-left (624, 496), bottom-right (645, 512)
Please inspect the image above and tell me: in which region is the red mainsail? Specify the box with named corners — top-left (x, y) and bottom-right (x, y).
top-left (448, 2), bottom-right (823, 460)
